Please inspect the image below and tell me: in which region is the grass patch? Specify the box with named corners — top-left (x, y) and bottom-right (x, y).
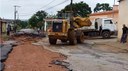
top-left (1, 33), bottom-right (9, 41)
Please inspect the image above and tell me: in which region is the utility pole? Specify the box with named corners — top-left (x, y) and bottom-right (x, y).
top-left (14, 5), bottom-right (16, 24)
top-left (70, 0), bottom-right (73, 17)
top-left (112, 0), bottom-right (116, 21)
top-left (70, 0), bottom-right (73, 13)
top-left (114, 0), bottom-right (116, 5)
top-left (14, 5), bottom-right (20, 24)
top-left (14, 5), bottom-right (20, 33)
top-left (70, 0), bottom-right (73, 28)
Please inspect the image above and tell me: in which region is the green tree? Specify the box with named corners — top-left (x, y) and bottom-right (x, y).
top-left (19, 20), bottom-right (28, 29)
top-left (94, 3), bottom-right (112, 12)
top-left (28, 10), bottom-right (47, 29)
top-left (59, 1), bottom-right (92, 17)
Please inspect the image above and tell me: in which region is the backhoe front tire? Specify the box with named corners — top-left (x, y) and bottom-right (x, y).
top-left (68, 29), bottom-right (77, 45)
top-left (49, 38), bottom-right (57, 45)
top-left (77, 32), bottom-right (84, 43)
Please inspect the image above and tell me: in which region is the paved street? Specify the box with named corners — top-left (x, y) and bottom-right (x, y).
top-left (35, 37), bottom-right (128, 71)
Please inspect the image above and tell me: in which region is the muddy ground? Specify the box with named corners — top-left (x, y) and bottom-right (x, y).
top-left (3, 36), bottom-right (67, 71)
top-left (2, 35), bottom-right (128, 71)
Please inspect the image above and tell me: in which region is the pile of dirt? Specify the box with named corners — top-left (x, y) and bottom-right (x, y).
top-left (4, 36), bottom-right (67, 71)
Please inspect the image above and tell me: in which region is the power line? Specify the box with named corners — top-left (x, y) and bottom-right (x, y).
top-left (38, 0), bottom-right (55, 10)
top-left (20, 0), bottom-right (56, 16)
top-left (44, 0), bottom-right (69, 11)
top-left (20, 0), bottom-right (69, 16)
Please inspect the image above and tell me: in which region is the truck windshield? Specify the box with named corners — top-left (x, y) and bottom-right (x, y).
top-left (104, 20), bottom-right (113, 24)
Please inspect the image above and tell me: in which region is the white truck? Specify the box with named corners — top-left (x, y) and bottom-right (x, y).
top-left (82, 18), bottom-right (117, 38)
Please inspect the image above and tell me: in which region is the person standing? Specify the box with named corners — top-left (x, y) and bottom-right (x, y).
top-left (7, 24), bottom-right (11, 36)
top-left (120, 24), bottom-right (128, 43)
top-left (13, 25), bottom-right (17, 33)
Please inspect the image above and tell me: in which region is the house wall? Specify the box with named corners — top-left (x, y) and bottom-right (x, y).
top-left (2, 22), bottom-right (7, 33)
top-left (90, 12), bottom-right (118, 23)
top-left (108, 12), bottom-right (118, 23)
top-left (90, 12), bottom-right (118, 29)
top-left (90, 15), bottom-right (107, 21)
top-left (0, 21), bottom-right (2, 34)
top-left (118, 0), bottom-right (128, 41)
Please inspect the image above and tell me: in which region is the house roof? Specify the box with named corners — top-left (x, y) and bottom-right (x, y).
top-left (0, 18), bottom-right (6, 23)
top-left (90, 10), bottom-right (119, 16)
top-left (0, 19), bottom-right (14, 23)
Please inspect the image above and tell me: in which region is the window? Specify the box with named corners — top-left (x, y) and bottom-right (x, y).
top-left (104, 20), bottom-right (113, 24)
top-left (52, 21), bottom-right (62, 32)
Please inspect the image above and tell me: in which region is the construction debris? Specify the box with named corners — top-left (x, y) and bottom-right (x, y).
top-left (14, 29), bottom-right (46, 38)
top-left (3, 40), bottom-right (18, 46)
top-left (1, 44), bottom-right (13, 62)
top-left (0, 44), bottom-right (13, 71)
top-left (0, 62), bottom-right (4, 71)
top-left (51, 60), bottom-right (70, 69)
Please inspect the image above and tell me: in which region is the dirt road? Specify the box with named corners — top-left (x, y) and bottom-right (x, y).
top-left (4, 36), bottom-right (67, 71)
top-left (3, 36), bottom-right (128, 71)
top-left (36, 37), bottom-right (128, 71)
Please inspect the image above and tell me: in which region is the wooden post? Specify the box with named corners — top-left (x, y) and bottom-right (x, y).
top-left (0, 22), bottom-right (1, 34)
top-left (0, 19), bottom-right (2, 44)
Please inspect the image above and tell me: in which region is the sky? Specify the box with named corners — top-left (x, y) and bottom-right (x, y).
top-left (0, 0), bottom-right (119, 19)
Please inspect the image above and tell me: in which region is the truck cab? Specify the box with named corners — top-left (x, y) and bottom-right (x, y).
top-left (83, 18), bottom-right (117, 38)
top-left (94, 18), bottom-right (116, 31)
top-left (95, 18), bottom-right (116, 38)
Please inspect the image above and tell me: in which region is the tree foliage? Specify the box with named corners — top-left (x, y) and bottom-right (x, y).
top-left (28, 10), bottom-right (47, 29)
top-left (19, 20), bottom-right (28, 28)
top-left (94, 3), bottom-right (112, 12)
top-left (59, 1), bottom-right (92, 17)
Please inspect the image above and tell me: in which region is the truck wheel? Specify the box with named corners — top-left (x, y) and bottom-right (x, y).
top-left (68, 29), bottom-right (77, 45)
top-left (102, 31), bottom-right (110, 38)
top-left (49, 38), bottom-right (57, 45)
top-left (77, 32), bottom-right (84, 43)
